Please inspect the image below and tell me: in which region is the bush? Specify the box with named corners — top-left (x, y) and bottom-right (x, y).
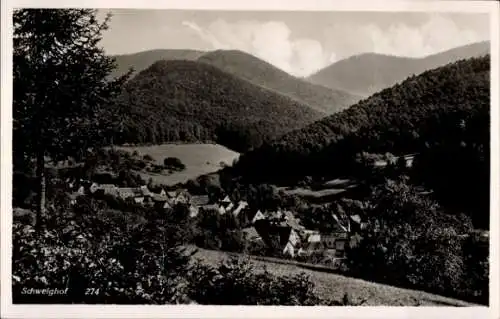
top-left (12, 199), bottom-right (194, 304)
top-left (187, 257), bottom-right (322, 305)
top-left (163, 157), bottom-right (186, 171)
top-left (345, 176), bottom-right (487, 304)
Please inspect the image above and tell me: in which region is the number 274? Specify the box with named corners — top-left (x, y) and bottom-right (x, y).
top-left (85, 288), bottom-right (100, 295)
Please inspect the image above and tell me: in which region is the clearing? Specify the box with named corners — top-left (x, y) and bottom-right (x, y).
top-left (114, 143), bottom-right (240, 185)
top-left (192, 247), bottom-right (478, 307)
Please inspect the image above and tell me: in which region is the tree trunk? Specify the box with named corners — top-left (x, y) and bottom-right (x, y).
top-left (36, 149), bottom-right (46, 226)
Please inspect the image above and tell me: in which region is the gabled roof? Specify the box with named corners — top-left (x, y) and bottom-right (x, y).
top-left (332, 213), bottom-right (349, 232)
top-left (232, 201), bottom-right (248, 216)
top-left (350, 214), bottom-right (362, 225)
top-left (191, 195), bottom-right (210, 206)
top-left (152, 194), bottom-right (169, 202)
top-left (167, 191), bottom-right (177, 198)
top-left (201, 204), bottom-right (219, 211)
top-left (252, 210), bottom-right (266, 223)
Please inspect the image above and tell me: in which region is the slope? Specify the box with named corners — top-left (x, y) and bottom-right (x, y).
top-left (109, 49), bottom-right (205, 79)
top-left (198, 49), bottom-right (362, 114)
top-left (112, 60), bottom-right (324, 153)
top-left (235, 55), bottom-right (489, 184)
top-left (307, 41), bottom-right (490, 96)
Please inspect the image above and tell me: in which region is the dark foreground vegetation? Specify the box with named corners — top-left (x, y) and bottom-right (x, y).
top-left (13, 192), bottom-right (350, 305)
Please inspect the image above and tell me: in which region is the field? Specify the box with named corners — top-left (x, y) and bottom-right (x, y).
top-left (114, 143), bottom-right (240, 185)
top-left (192, 247), bottom-right (478, 307)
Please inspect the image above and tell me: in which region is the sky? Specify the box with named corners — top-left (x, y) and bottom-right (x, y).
top-left (99, 10), bottom-right (490, 77)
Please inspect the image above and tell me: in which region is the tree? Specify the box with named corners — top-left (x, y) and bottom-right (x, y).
top-left (13, 9), bottom-right (130, 223)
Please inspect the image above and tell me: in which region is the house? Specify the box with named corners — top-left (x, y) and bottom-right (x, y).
top-left (173, 189), bottom-right (190, 204)
top-left (242, 227), bottom-right (263, 245)
top-left (167, 191), bottom-right (177, 199)
top-left (76, 185), bottom-right (85, 195)
top-left (283, 211), bottom-right (305, 231)
top-left (224, 202), bottom-right (235, 212)
top-left (282, 228), bottom-right (301, 257)
top-left (159, 188), bottom-right (167, 197)
top-left (232, 201), bottom-right (248, 217)
top-left (255, 222), bottom-right (301, 258)
top-left (155, 200), bottom-right (173, 210)
top-left (95, 184), bottom-right (119, 197)
top-left (332, 213), bottom-right (350, 232)
top-left (191, 195), bottom-right (210, 207)
top-left (221, 195), bottom-right (231, 204)
top-left (139, 185), bottom-right (152, 197)
top-left (320, 232), bottom-right (349, 258)
top-left (133, 196), bottom-right (145, 204)
top-left (189, 205), bottom-right (199, 218)
top-left (218, 205), bottom-right (227, 215)
top-left (251, 210), bottom-right (266, 224)
top-left (349, 214), bottom-right (367, 232)
top-left (200, 203), bottom-right (219, 213)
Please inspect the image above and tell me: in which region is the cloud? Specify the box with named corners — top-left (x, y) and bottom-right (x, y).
top-left (182, 19), bottom-right (329, 77)
top-left (323, 13), bottom-right (489, 60)
top-left (180, 13), bottom-right (489, 77)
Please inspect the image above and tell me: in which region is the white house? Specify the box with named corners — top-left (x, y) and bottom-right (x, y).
top-left (252, 210), bottom-right (266, 224)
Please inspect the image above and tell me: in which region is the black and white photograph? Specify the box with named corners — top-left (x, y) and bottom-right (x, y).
top-left (1, 0), bottom-right (499, 318)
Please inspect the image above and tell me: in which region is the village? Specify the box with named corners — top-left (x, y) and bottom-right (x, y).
top-left (64, 178), bottom-right (367, 264)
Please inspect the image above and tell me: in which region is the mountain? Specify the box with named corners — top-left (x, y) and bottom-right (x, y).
top-left (111, 60), bottom-right (324, 153)
top-left (198, 50), bottom-right (362, 114)
top-left (307, 41), bottom-right (490, 97)
top-left (109, 49), bottom-right (205, 79)
top-left (235, 55), bottom-right (489, 184)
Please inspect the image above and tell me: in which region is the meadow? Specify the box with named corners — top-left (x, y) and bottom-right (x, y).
top-left (193, 247), bottom-right (477, 307)
top-left (114, 143), bottom-right (240, 185)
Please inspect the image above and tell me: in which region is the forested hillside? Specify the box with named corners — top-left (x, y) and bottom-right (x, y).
top-left (235, 55), bottom-right (490, 227)
top-left (109, 60), bottom-right (324, 152)
top-left (198, 50), bottom-right (362, 114)
top-left (307, 41), bottom-right (489, 96)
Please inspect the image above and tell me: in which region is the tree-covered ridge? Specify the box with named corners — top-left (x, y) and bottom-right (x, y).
top-left (198, 49), bottom-right (362, 114)
top-left (235, 55), bottom-right (490, 184)
top-left (111, 60), bottom-right (324, 152)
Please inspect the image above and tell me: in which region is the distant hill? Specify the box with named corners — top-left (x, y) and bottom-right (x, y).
top-left (307, 41), bottom-right (490, 96)
top-left (109, 49), bottom-right (205, 79)
top-left (198, 50), bottom-right (362, 114)
top-left (235, 55), bottom-right (490, 184)
top-left (111, 60), bottom-right (324, 153)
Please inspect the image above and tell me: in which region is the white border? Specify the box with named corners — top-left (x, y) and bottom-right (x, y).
top-left (1, 1), bottom-right (499, 319)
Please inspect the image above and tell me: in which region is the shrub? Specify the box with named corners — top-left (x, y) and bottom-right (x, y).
top-left (163, 157), bottom-right (186, 171)
top-left (187, 257), bottom-right (322, 305)
top-left (12, 199), bottom-right (194, 304)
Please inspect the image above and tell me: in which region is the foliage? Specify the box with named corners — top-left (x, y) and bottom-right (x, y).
top-left (163, 157), bottom-right (186, 171)
top-left (187, 257), bottom-right (323, 305)
top-left (345, 176), bottom-right (488, 304)
top-left (12, 198), bottom-right (194, 304)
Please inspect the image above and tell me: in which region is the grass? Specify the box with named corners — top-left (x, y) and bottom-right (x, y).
top-left (192, 247), bottom-right (478, 307)
top-left (114, 143), bottom-right (240, 185)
